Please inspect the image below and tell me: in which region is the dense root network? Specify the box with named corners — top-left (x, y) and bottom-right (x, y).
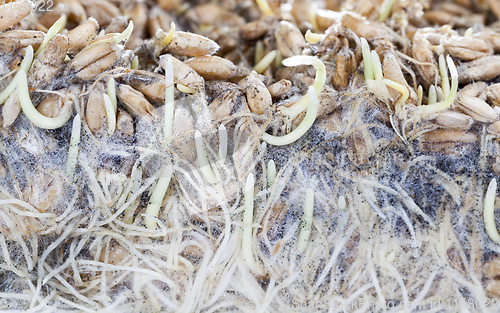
top-left (2, 0), bottom-right (500, 312)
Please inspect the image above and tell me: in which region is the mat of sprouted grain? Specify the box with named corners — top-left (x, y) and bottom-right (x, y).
top-left (2, 0), bottom-right (500, 312)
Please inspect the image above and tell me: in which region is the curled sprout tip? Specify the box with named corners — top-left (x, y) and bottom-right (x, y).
top-left (464, 27), bottom-right (474, 37)
top-left (264, 86), bottom-right (318, 146)
top-left (20, 45), bottom-right (34, 73)
top-left (18, 71), bottom-right (73, 129)
top-left (114, 21), bottom-right (134, 44)
top-left (281, 56), bottom-right (325, 94)
top-left (279, 56), bottom-right (325, 119)
top-left (195, 130), bottom-right (217, 184)
top-left (305, 30), bottom-right (326, 44)
top-left (382, 79), bottom-right (409, 112)
top-left (484, 178), bottom-right (500, 244)
top-left (144, 164), bottom-right (173, 229)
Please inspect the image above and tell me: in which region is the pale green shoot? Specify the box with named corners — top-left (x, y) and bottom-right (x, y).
top-left (278, 56), bottom-right (325, 119)
top-left (378, 0), bottom-right (397, 22)
top-left (417, 85), bottom-right (423, 106)
top-left (176, 84), bottom-right (196, 94)
top-left (267, 160), bottom-right (276, 187)
top-left (297, 188), bottom-right (315, 253)
top-left (363, 43), bottom-right (411, 110)
top-left (18, 71), bottom-right (73, 129)
top-left (253, 50), bottom-right (277, 74)
top-left (131, 56), bottom-right (139, 70)
top-left (102, 94), bottom-right (116, 135)
top-left (35, 15), bottom-right (67, 56)
top-left (218, 124), bottom-right (227, 161)
top-left (242, 173), bottom-right (259, 272)
top-left (420, 56), bottom-right (458, 118)
top-left (0, 45), bottom-right (34, 105)
top-left (275, 50), bottom-right (283, 70)
top-left (305, 30), bottom-right (326, 43)
top-left (361, 37), bottom-right (374, 82)
top-left (464, 27), bottom-right (473, 37)
top-left (371, 50), bottom-right (383, 81)
top-left (428, 85), bottom-right (437, 105)
top-left (382, 79), bottom-right (409, 112)
top-left (195, 130), bottom-right (217, 184)
top-left (90, 21), bottom-right (134, 46)
top-left (144, 164), bottom-right (173, 229)
top-left (263, 86), bottom-right (318, 146)
top-left (114, 21), bottom-right (134, 44)
top-left (65, 114), bottom-right (81, 179)
top-left (255, 41), bottom-right (264, 65)
top-left (256, 0), bottom-right (274, 16)
top-left (107, 77), bottom-right (117, 113)
top-left (439, 55), bottom-right (450, 98)
top-left (484, 178), bottom-right (500, 244)
top-left (162, 22), bottom-right (176, 45)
